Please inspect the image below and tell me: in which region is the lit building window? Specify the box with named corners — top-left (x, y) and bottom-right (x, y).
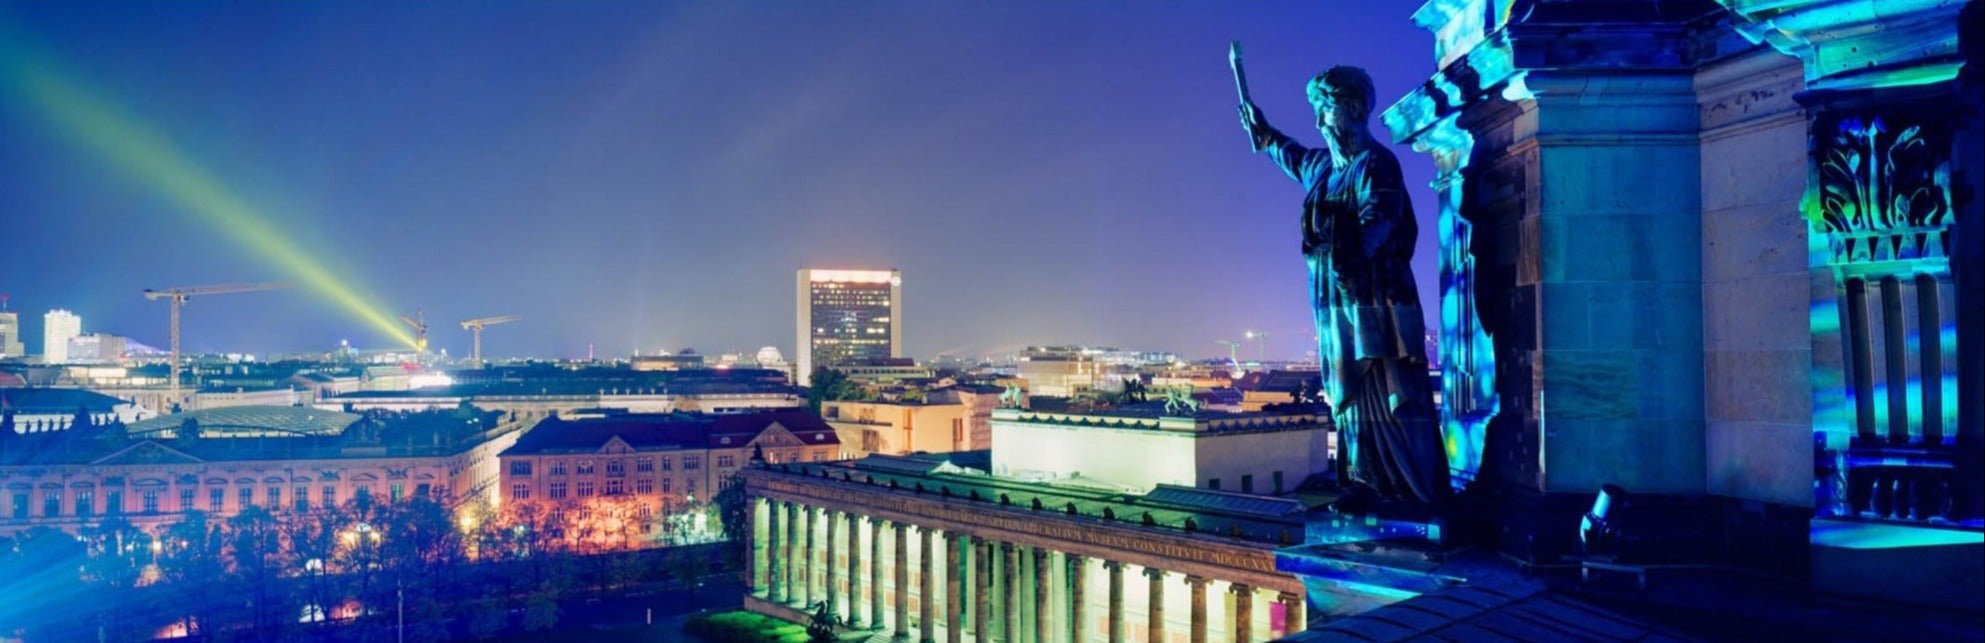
top-left (178, 488), bottom-right (194, 513)
top-left (323, 486), bottom-right (337, 507)
top-left (209, 488), bottom-right (225, 512)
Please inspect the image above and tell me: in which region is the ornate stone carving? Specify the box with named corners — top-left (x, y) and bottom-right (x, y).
top-left (1814, 114), bottom-right (1953, 266)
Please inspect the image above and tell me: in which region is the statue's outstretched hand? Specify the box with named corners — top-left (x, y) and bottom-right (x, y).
top-left (1238, 103), bottom-right (1268, 150)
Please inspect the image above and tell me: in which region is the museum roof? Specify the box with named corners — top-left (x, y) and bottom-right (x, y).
top-left (0, 387), bottom-right (128, 414)
top-left (127, 406), bottom-right (360, 437)
top-left (0, 406), bottom-right (511, 466)
top-left (501, 409), bottom-right (838, 457)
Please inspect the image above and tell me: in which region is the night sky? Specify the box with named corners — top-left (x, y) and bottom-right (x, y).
top-left (0, 1), bottom-right (1433, 362)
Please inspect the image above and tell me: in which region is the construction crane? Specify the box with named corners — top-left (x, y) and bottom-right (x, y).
top-left (400, 309), bottom-right (429, 356)
top-left (143, 282), bottom-right (289, 413)
top-left (459, 314), bottom-right (519, 368)
top-left (1245, 329), bottom-right (1272, 363)
top-left (1215, 339), bottom-right (1242, 367)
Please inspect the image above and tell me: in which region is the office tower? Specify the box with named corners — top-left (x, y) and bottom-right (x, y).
top-left (43, 309), bottom-right (80, 364)
top-left (795, 269), bottom-right (900, 386)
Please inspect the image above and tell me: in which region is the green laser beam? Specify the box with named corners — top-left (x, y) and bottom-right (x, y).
top-left (2, 45), bottom-right (418, 349)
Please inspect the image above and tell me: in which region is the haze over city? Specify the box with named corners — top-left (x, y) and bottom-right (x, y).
top-left (1, 1), bottom-right (1435, 361)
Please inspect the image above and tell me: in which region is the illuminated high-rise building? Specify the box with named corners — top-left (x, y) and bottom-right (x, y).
top-left (795, 269), bottom-right (900, 386)
top-left (0, 311), bottom-right (23, 358)
top-left (43, 309), bottom-right (80, 364)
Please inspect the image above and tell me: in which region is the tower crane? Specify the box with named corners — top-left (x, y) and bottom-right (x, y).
top-left (142, 282), bottom-right (290, 412)
top-left (1245, 329), bottom-right (1272, 363)
top-left (1215, 339), bottom-right (1242, 368)
top-left (400, 309), bottom-right (429, 356)
top-left (459, 315), bottom-right (519, 368)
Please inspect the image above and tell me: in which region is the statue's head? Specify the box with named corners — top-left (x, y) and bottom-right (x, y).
top-left (1306, 66), bottom-right (1375, 137)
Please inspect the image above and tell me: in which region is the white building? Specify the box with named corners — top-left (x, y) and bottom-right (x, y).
top-left (65, 333), bottom-right (128, 364)
top-left (0, 311), bottom-right (23, 358)
top-left (795, 268), bottom-right (900, 386)
top-left (990, 406), bottom-right (1332, 494)
top-left (41, 310), bottom-right (80, 364)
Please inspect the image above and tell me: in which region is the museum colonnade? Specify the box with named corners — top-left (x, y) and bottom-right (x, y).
top-left (749, 497), bottom-right (1303, 643)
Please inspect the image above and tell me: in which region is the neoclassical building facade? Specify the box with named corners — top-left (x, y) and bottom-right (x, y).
top-left (741, 457), bottom-right (1314, 643)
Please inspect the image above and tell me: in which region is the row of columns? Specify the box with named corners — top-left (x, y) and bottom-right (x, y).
top-left (754, 498), bottom-right (1307, 642)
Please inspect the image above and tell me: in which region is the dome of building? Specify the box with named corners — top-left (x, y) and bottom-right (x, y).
top-left (756, 346), bottom-right (784, 366)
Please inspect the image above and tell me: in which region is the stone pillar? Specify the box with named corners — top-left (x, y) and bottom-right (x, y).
top-left (849, 515), bottom-right (865, 628)
top-left (872, 519), bottom-right (887, 631)
top-left (1230, 584), bottom-right (1253, 643)
top-left (1184, 576), bottom-right (1208, 643)
top-left (1277, 591), bottom-right (1305, 637)
top-left (749, 497), bottom-right (763, 596)
top-left (826, 510), bottom-right (841, 619)
top-left (920, 527), bottom-right (935, 643)
top-left (1104, 560), bottom-right (1123, 643)
top-left (1143, 568), bottom-right (1165, 643)
top-left (1002, 543), bottom-right (1020, 642)
top-left (785, 501), bottom-right (801, 605)
top-left (973, 537), bottom-right (992, 642)
top-left (946, 533), bottom-right (963, 643)
top-left (894, 521), bottom-right (910, 640)
top-left (1066, 555), bottom-right (1086, 643)
top-left (1034, 547), bottom-right (1052, 643)
top-left (800, 505), bottom-right (815, 607)
top-left (767, 499), bottom-right (785, 602)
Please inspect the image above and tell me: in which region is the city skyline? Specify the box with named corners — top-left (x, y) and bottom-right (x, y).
top-left (0, 1), bottom-right (1434, 361)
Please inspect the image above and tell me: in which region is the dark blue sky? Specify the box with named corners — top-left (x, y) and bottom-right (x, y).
top-left (0, 1), bottom-right (1433, 361)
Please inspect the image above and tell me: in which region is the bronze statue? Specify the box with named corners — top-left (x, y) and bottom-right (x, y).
top-left (1235, 49), bottom-right (1450, 506)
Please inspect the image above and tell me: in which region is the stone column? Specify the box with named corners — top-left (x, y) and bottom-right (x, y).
top-left (800, 505), bottom-right (815, 607)
top-left (767, 499), bottom-right (785, 602)
top-left (871, 519), bottom-right (887, 631)
top-left (1277, 591), bottom-right (1305, 637)
top-left (1184, 576), bottom-right (1208, 643)
top-left (973, 537), bottom-right (992, 642)
top-left (1034, 547), bottom-right (1052, 643)
top-left (849, 516), bottom-right (865, 628)
top-left (785, 501), bottom-right (801, 606)
top-left (1002, 543), bottom-right (1020, 642)
top-left (946, 533), bottom-right (963, 643)
top-left (1066, 555), bottom-right (1086, 643)
top-left (894, 521), bottom-right (910, 640)
top-left (1230, 584), bottom-right (1253, 643)
top-left (1143, 568), bottom-right (1165, 643)
top-left (1103, 560), bottom-right (1124, 643)
top-left (920, 527), bottom-right (935, 643)
top-left (826, 510), bottom-right (841, 619)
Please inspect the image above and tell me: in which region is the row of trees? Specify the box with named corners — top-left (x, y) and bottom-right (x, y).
top-left (0, 488), bottom-right (744, 642)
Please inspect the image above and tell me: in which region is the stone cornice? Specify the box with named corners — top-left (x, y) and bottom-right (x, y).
top-left (1385, 0), bottom-right (1729, 145)
top-left (742, 469), bottom-right (1302, 592)
top-left (1716, 0), bottom-right (1966, 91)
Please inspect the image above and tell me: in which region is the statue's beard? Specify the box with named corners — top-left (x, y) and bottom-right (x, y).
top-left (1324, 123), bottom-right (1359, 167)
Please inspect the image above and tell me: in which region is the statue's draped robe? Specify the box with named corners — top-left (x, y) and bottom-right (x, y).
top-left (1261, 129), bottom-right (1452, 505)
